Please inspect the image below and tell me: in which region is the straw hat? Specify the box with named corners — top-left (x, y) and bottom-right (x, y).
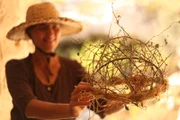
top-left (6, 2), bottom-right (83, 40)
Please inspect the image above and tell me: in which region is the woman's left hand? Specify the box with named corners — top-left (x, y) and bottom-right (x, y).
top-left (70, 82), bottom-right (94, 117)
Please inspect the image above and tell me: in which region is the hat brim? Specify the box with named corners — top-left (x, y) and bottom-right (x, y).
top-left (7, 17), bottom-right (83, 40)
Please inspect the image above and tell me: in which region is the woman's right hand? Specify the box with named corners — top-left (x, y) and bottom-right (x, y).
top-left (70, 82), bottom-right (94, 117)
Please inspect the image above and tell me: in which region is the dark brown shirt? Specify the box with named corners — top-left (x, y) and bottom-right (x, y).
top-left (5, 54), bottom-right (84, 120)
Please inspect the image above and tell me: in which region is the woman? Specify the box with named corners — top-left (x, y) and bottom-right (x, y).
top-left (5, 2), bottom-right (94, 120)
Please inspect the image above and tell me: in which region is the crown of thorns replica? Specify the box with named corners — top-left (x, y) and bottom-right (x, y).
top-left (79, 34), bottom-right (169, 113)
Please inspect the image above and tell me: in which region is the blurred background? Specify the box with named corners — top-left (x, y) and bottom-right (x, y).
top-left (0, 0), bottom-right (180, 120)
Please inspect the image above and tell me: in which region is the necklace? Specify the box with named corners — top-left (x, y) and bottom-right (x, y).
top-left (47, 86), bottom-right (52, 92)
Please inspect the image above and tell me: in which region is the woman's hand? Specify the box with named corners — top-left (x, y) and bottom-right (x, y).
top-left (70, 82), bottom-right (94, 117)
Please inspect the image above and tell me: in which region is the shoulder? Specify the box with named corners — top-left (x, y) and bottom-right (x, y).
top-left (6, 55), bottom-right (30, 68)
top-left (5, 55), bottom-right (31, 74)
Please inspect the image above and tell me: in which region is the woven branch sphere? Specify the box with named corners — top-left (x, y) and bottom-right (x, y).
top-left (80, 36), bottom-right (169, 107)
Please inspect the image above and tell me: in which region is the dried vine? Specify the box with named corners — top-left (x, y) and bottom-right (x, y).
top-left (79, 35), bottom-right (169, 113)
top-left (78, 23), bottom-right (170, 114)
top-left (76, 4), bottom-right (174, 115)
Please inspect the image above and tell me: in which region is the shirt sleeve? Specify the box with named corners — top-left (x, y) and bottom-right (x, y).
top-left (5, 60), bottom-right (37, 113)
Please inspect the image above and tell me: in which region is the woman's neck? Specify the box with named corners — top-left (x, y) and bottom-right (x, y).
top-left (31, 50), bottom-right (61, 85)
top-left (31, 50), bottom-right (56, 67)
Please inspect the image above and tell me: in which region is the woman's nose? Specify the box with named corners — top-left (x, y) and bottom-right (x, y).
top-left (46, 27), bottom-right (55, 38)
top-left (46, 27), bottom-right (54, 35)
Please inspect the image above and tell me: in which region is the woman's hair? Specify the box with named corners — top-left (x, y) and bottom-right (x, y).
top-left (25, 25), bottom-right (36, 38)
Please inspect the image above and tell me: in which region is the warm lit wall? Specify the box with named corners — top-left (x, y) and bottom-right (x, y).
top-left (0, 0), bottom-right (180, 120)
top-left (0, 0), bottom-right (40, 119)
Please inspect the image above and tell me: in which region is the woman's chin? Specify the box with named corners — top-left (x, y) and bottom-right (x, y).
top-left (43, 47), bottom-right (55, 53)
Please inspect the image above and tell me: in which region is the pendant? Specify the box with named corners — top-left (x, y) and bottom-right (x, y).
top-left (47, 86), bottom-right (52, 92)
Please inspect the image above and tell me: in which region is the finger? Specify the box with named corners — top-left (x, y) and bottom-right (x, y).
top-left (72, 88), bottom-right (93, 95)
top-left (73, 85), bottom-right (93, 95)
top-left (76, 82), bottom-right (92, 89)
top-left (70, 100), bottom-right (92, 106)
top-left (78, 94), bottom-right (95, 102)
top-left (71, 92), bottom-right (94, 102)
top-left (78, 81), bottom-right (90, 85)
top-left (70, 93), bottom-right (81, 101)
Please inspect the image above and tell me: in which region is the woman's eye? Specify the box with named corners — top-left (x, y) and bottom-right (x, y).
top-left (35, 24), bottom-right (60, 31)
top-left (38, 25), bottom-right (47, 30)
top-left (53, 25), bottom-right (60, 30)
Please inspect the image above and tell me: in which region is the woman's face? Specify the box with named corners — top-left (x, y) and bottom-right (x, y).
top-left (28, 23), bottom-right (61, 53)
